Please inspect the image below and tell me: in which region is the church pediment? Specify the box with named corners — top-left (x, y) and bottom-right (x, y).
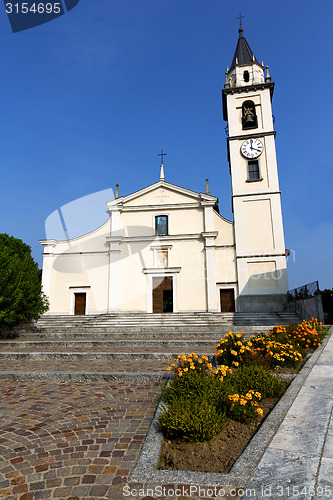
top-left (107, 181), bottom-right (217, 210)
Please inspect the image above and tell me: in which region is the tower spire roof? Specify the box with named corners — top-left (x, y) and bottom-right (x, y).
top-left (230, 24), bottom-right (258, 69)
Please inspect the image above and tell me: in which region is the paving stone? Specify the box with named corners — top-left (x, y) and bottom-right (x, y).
top-left (53, 486), bottom-right (73, 497)
top-left (317, 457), bottom-right (333, 489)
top-left (323, 434), bottom-right (333, 459)
top-left (89, 484), bottom-right (109, 496)
top-left (34, 490), bottom-right (53, 499)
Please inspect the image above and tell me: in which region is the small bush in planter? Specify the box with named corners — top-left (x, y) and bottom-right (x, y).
top-left (231, 364), bottom-right (285, 399)
top-left (159, 370), bottom-right (228, 442)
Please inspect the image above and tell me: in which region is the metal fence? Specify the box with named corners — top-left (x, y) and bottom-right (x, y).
top-left (287, 281), bottom-right (319, 302)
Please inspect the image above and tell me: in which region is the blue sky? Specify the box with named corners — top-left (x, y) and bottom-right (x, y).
top-left (0, 0), bottom-right (332, 290)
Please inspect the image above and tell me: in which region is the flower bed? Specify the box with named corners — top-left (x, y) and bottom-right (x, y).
top-left (158, 319), bottom-right (328, 472)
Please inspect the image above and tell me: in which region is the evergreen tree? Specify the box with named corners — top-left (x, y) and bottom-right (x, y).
top-left (0, 234), bottom-right (48, 327)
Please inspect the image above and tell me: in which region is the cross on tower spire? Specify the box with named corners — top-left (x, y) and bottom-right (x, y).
top-left (236, 12), bottom-right (244, 29)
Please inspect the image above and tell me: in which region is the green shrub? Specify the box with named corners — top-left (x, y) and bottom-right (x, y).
top-left (161, 370), bottom-right (226, 407)
top-left (159, 370), bottom-right (229, 442)
top-left (158, 397), bottom-right (228, 442)
top-left (0, 234), bottom-right (49, 328)
top-left (231, 364), bottom-right (285, 399)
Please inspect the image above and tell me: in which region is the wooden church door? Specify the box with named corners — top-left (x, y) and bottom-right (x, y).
top-left (74, 293), bottom-right (86, 315)
top-left (220, 289), bottom-right (235, 312)
top-left (153, 277), bottom-right (173, 313)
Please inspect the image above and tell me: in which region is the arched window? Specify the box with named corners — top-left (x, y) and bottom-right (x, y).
top-left (243, 70), bottom-right (250, 83)
top-left (242, 100), bottom-right (258, 130)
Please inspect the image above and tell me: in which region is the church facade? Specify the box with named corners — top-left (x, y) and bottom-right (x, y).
top-left (41, 27), bottom-right (289, 316)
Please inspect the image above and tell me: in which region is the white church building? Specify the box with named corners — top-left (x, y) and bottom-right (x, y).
top-left (41, 26), bottom-right (289, 316)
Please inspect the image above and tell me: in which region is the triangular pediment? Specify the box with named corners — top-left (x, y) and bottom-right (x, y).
top-left (107, 181), bottom-right (217, 209)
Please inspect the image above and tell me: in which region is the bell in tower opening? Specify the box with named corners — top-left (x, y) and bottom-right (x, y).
top-left (242, 100), bottom-right (257, 129)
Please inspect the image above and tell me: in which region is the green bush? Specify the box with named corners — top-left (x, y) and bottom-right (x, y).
top-left (231, 364), bottom-right (285, 399)
top-left (158, 396), bottom-right (228, 442)
top-left (159, 371), bottom-right (228, 441)
top-left (0, 234), bottom-right (49, 328)
top-left (162, 369), bottom-right (228, 405)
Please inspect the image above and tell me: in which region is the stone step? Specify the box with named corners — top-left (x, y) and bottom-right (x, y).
top-left (36, 312), bottom-right (301, 333)
top-left (0, 339), bottom-right (220, 350)
top-left (0, 358), bottom-right (170, 382)
top-left (18, 327), bottom-right (271, 339)
top-left (0, 351), bottom-right (206, 361)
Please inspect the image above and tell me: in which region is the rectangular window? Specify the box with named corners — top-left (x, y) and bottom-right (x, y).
top-left (155, 215), bottom-right (168, 236)
top-left (248, 160), bottom-right (260, 181)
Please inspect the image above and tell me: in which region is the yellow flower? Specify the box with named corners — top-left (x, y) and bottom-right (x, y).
top-left (231, 350), bottom-right (238, 356)
top-left (256, 408), bottom-right (263, 415)
top-left (183, 367), bottom-right (188, 372)
top-left (166, 367), bottom-right (171, 371)
top-left (178, 371), bottom-right (183, 377)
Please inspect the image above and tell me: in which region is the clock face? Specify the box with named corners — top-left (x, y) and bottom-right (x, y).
top-left (241, 138), bottom-right (263, 159)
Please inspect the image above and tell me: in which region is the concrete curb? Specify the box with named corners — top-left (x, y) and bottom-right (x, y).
top-left (129, 327), bottom-right (333, 488)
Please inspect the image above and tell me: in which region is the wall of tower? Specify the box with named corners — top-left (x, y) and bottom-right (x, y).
top-left (224, 74), bottom-right (289, 311)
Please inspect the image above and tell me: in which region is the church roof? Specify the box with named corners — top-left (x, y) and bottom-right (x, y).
top-left (230, 27), bottom-right (258, 68)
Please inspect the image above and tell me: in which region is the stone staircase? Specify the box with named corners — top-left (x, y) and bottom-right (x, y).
top-left (0, 312), bottom-right (301, 383)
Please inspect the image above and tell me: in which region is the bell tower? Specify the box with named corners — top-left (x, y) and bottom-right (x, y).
top-left (222, 24), bottom-right (289, 312)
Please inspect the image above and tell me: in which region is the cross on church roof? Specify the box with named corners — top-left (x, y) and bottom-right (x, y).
top-left (157, 149), bottom-right (167, 166)
top-left (158, 149), bottom-right (166, 180)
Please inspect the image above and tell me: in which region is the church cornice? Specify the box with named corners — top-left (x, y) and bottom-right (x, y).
top-left (236, 252), bottom-right (288, 259)
top-left (227, 131), bottom-right (276, 142)
top-left (142, 267), bottom-right (181, 274)
top-left (106, 233), bottom-right (205, 244)
top-left (121, 202), bottom-right (205, 212)
top-left (232, 191), bottom-right (281, 199)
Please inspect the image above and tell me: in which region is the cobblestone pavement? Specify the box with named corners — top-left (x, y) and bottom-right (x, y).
top-left (0, 380), bottom-right (160, 499)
